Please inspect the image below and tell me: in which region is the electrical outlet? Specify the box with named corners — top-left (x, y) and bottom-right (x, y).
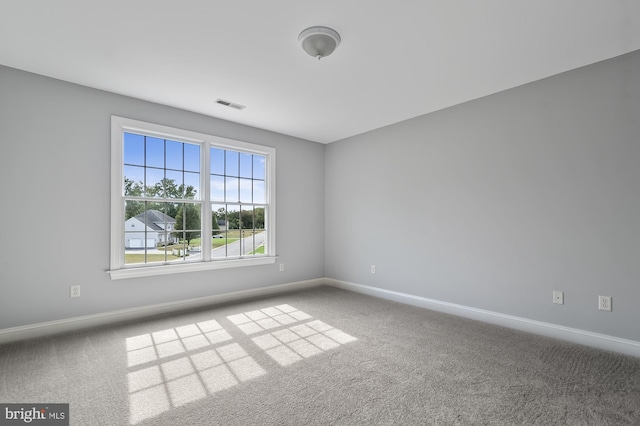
top-left (598, 295), bottom-right (611, 311)
top-left (70, 285), bottom-right (81, 298)
top-left (370, 265), bottom-right (376, 274)
top-left (553, 291), bottom-right (564, 305)
top-left (279, 263), bottom-right (285, 272)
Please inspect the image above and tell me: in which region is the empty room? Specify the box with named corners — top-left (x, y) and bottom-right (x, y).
top-left (1, 1), bottom-right (639, 425)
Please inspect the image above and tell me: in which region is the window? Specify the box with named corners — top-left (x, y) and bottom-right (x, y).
top-left (110, 116), bottom-right (276, 279)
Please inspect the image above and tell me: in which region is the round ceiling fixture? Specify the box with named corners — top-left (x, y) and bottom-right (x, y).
top-left (298, 26), bottom-right (341, 60)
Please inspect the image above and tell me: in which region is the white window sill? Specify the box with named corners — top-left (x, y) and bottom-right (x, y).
top-left (108, 256), bottom-right (277, 280)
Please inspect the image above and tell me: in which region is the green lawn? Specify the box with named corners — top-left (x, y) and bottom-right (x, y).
top-left (249, 245), bottom-right (265, 255)
top-left (184, 229), bottom-right (259, 248)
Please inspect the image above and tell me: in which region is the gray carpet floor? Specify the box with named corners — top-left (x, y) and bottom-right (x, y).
top-left (1, 285), bottom-right (639, 425)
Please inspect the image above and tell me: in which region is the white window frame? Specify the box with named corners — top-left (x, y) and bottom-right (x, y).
top-left (109, 116), bottom-right (276, 280)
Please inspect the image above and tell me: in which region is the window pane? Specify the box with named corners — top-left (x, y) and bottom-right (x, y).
top-left (184, 143), bottom-right (200, 173)
top-left (243, 206), bottom-right (269, 256)
top-left (125, 199), bottom-right (145, 222)
top-left (226, 151), bottom-right (239, 177)
top-left (124, 165), bottom-right (145, 185)
top-left (124, 166), bottom-right (144, 196)
top-left (184, 205), bottom-right (201, 229)
top-left (239, 178), bottom-right (252, 203)
top-left (155, 203), bottom-right (176, 249)
top-left (210, 175), bottom-right (225, 201)
top-left (171, 202), bottom-right (201, 261)
top-left (211, 148), bottom-right (224, 175)
top-left (212, 204), bottom-right (226, 237)
top-left (253, 155), bottom-right (265, 180)
top-left (174, 203), bottom-right (202, 246)
top-left (165, 170), bottom-right (184, 198)
top-left (165, 140), bottom-right (183, 170)
top-left (240, 153), bottom-right (253, 178)
top-left (240, 205), bottom-right (254, 229)
top-left (146, 137), bottom-right (164, 168)
top-left (211, 204), bottom-right (228, 258)
top-left (124, 201), bottom-right (186, 264)
top-left (124, 232), bottom-right (146, 265)
top-left (169, 241), bottom-right (189, 261)
top-left (145, 168), bottom-right (164, 198)
top-left (225, 177), bottom-right (239, 202)
top-left (226, 205), bottom-right (240, 230)
top-left (184, 172), bottom-right (200, 200)
top-left (240, 206), bottom-right (255, 256)
top-left (244, 232), bottom-right (258, 256)
top-left (253, 181), bottom-right (265, 204)
top-left (124, 201), bottom-right (162, 265)
top-left (164, 202), bottom-right (180, 226)
top-left (214, 205), bottom-right (239, 258)
top-left (254, 207), bottom-right (265, 231)
top-left (124, 133), bottom-right (144, 166)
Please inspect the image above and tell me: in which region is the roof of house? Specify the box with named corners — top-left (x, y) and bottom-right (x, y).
top-left (133, 210), bottom-right (176, 231)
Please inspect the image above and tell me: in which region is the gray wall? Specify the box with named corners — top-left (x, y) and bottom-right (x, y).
top-left (325, 50), bottom-right (640, 341)
top-left (0, 66), bottom-right (325, 329)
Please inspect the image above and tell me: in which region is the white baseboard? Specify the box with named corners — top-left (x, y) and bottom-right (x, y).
top-left (4, 277), bottom-right (638, 358)
top-left (325, 278), bottom-right (640, 358)
top-left (0, 278), bottom-right (324, 345)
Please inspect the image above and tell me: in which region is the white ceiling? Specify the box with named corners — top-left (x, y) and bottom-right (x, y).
top-left (2, 1), bottom-right (640, 144)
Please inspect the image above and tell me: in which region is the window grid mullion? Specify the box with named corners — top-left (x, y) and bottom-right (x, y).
top-left (202, 142), bottom-right (212, 262)
top-left (143, 136), bottom-right (148, 198)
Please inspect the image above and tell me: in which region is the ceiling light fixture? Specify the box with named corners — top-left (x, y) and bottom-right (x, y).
top-left (298, 26), bottom-right (341, 60)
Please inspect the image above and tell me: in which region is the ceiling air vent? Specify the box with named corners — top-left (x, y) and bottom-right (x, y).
top-left (215, 98), bottom-right (246, 110)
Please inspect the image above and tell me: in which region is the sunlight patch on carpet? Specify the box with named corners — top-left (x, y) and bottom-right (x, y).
top-left (227, 304), bottom-right (312, 335)
top-left (126, 321), bottom-right (265, 424)
top-left (125, 304), bottom-right (357, 424)
top-left (231, 306), bottom-right (358, 366)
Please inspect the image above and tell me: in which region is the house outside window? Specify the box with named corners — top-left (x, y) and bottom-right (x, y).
top-left (110, 116), bottom-right (276, 279)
